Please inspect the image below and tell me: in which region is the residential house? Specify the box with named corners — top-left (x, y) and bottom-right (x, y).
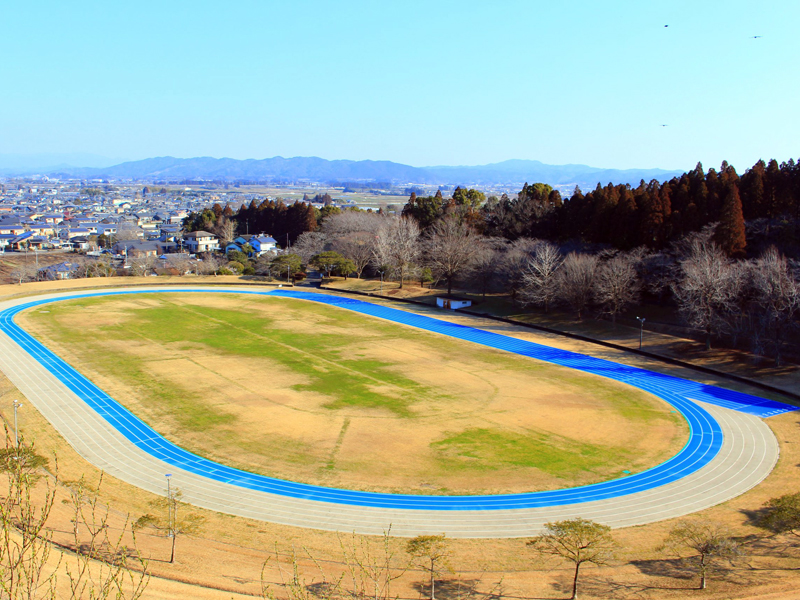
top-left (113, 240), bottom-right (177, 258)
top-left (70, 236), bottom-right (92, 250)
top-left (96, 224), bottom-right (118, 236)
top-left (184, 231), bottom-right (219, 253)
top-left (28, 224), bottom-right (55, 237)
top-left (39, 261), bottom-right (81, 280)
top-left (250, 235), bottom-right (278, 256)
top-left (230, 234), bottom-right (277, 257)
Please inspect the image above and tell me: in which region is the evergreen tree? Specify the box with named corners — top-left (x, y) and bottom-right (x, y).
top-left (714, 185), bottom-right (747, 257)
top-left (740, 159), bottom-right (765, 219)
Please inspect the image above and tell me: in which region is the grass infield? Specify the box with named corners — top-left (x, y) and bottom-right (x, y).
top-left (19, 292), bottom-right (688, 495)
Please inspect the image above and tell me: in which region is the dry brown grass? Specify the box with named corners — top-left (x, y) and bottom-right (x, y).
top-left (1, 278), bottom-right (799, 599)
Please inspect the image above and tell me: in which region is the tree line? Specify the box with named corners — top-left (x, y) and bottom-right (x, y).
top-left (480, 158), bottom-right (800, 257)
top-left (183, 198), bottom-right (318, 246)
top-left (282, 208), bottom-right (798, 363)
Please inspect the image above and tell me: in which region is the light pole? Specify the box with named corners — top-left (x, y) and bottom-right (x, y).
top-left (379, 270), bottom-right (384, 294)
top-left (165, 474), bottom-right (173, 536)
top-left (13, 400), bottom-right (22, 447)
top-left (636, 317), bottom-right (646, 350)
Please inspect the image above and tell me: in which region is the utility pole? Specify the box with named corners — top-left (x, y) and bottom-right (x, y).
top-left (13, 400), bottom-right (22, 447)
top-left (165, 474), bottom-right (173, 536)
top-left (636, 317), bottom-right (646, 350)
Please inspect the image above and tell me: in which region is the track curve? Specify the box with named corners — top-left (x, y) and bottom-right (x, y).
top-left (0, 286), bottom-right (793, 536)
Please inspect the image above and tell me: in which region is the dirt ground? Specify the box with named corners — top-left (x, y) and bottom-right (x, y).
top-left (1, 277), bottom-right (800, 599)
top-left (17, 291), bottom-right (685, 495)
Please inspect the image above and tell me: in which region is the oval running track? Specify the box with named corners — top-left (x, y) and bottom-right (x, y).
top-left (0, 286), bottom-right (794, 537)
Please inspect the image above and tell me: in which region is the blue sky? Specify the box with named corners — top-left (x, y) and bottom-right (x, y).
top-left (1, 0), bottom-right (797, 171)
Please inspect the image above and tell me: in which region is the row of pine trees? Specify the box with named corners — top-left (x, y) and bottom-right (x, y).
top-left (481, 158), bottom-right (800, 257)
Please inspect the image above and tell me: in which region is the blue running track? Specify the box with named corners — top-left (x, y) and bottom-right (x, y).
top-left (1, 287), bottom-right (795, 511)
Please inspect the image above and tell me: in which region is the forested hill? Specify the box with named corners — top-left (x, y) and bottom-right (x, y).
top-left (450, 158), bottom-right (800, 258)
top-left (43, 156), bottom-right (683, 187)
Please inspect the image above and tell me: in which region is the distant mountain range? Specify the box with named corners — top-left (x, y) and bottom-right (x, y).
top-left (0, 153), bottom-right (125, 175)
top-left (2, 155), bottom-right (686, 189)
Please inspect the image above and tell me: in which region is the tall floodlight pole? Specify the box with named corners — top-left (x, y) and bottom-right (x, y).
top-left (636, 317), bottom-right (646, 350)
top-left (13, 400), bottom-right (22, 447)
top-left (165, 474), bottom-right (173, 536)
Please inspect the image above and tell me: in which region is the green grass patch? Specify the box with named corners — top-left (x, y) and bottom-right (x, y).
top-left (431, 427), bottom-right (635, 479)
top-left (27, 294), bottom-right (448, 418)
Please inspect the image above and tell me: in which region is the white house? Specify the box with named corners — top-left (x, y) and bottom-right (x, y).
top-left (184, 231), bottom-right (220, 253)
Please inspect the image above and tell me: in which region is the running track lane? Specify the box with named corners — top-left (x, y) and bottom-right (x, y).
top-left (0, 287), bottom-right (795, 512)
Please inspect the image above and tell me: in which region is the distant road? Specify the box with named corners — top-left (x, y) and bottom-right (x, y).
top-left (0, 286), bottom-right (791, 537)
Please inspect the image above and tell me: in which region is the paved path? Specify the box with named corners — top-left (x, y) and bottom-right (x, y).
top-left (0, 286), bottom-right (793, 537)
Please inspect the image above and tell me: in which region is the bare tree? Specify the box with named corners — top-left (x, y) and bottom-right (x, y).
top-left (594, 252), bottom-right (642, 324)
top-left (501, 238), bottom-right (539, 302)
top-left (213, 217), bottom-right (236, 246)
top-left (331, 232), bottom-right (375, 279)
top-left (0, 433), bottom-right (149, 599)
top-left (322, 210), bottom-right (385, 238)
top-left (660, 521), bottom-right (742, 590)
top-left (338, 528), bottom-right (407, 600)
top-left (10, 262), bottom-right (38, 285)
top-left (424, 215), bottom-right (479, 295)
top-left (63, 474), bottom-right (150, 600)
top-left (195, 254), bottom-right (226, 276)
top-left (557, 253), bottom-right (599, 320)
top-left (750, 247), bottom-right (800, 365)
top-left (405, 535), bottom-right (451, 600)
top-left (373, 217), bottom-right (421, 289)
top-left (167, 254), bottom-right (193, 276)
top-left (0, 434), bottom-right (60, 599)
top-left (468, 238), bottom-right (505, 300)
top-left (527, 518), bottom-right (615, 600)
top-left (519, 241), bottom-right (562, 313)
top-left (254, 252), bottom-right (278, 278)
top-left (292, 231), bottom-right (329, 263)
top-left (262, 544), bottom-right (342, 600)
top-left (134, 488), bottom-right (203, 564)
top-left (672, 235), bottom-right (742, 350)
top-left (128, 256), bottom-right (156, 277)
top-left (84, 255), bottom-right (116, 278)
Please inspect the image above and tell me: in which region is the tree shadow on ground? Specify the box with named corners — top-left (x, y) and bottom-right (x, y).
top-left (306, 581), bottom-right (340, 599)
top-left (631, 556), bottom-right (755, 590)
top-left (410, 578), bottom-right (484, 600)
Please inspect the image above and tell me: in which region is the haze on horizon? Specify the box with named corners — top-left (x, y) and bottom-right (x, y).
top-left (1, 0), bottom-right (797, 173)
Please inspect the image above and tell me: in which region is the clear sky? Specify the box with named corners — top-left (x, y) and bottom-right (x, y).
top-left (1, 0), bottom-right (798, 171)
